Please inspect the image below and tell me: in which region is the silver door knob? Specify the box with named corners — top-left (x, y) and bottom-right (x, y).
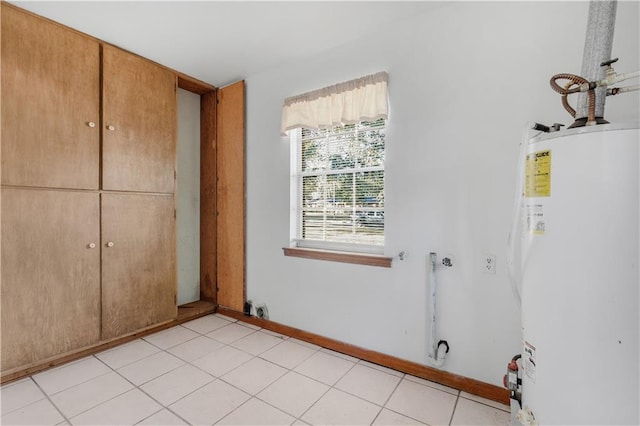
top-left (88, 242), bottom-right (96, 249)
top-left (106, 125), bottom-right (115, 131)
top-left (87, 121), bottom-right (96, 128)
top-left (106, 241), bottom-right (115, 247)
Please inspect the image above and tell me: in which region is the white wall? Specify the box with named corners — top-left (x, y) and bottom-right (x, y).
top-left (177, 89), bottom-right (201, 305)
top-left (244, 1), bottom-right (640, 386)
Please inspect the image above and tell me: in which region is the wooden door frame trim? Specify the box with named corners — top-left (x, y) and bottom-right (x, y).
top-left (198, 89), bottom-right (218, 304)
top-left (176, 77), bottom-right (220, 307)
top-left (182, 78), bottom-right (245, 311)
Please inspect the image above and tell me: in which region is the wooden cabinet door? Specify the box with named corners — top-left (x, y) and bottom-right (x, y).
top-left (0, 188), bottom-right (101, 372)
top-left (1, 5), bottom-right (100, 189)
top-left (102, 45), bottom-right (177, 194)
top-left (216, 81), bottom-right (246, 312)
top-left (101, 193), bottom-right (176, 339)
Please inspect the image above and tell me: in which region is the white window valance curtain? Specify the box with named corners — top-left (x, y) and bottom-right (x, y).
top-left (281, 71), bottom-right (388, 136)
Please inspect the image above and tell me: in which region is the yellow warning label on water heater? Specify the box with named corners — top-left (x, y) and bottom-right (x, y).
top-left (525, 150), bottom-right (551, 197)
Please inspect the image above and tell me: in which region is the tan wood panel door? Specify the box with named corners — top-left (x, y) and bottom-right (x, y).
top-left (101, 193), bottom-right (177, 339)
top-left (102, 45), bottom-right (177, 194)
top-left (1, 188), bottom-right (101, 372)
top-left (216, 81), bottom-right (245, 312)
top-left (1, 5), bottom-right (100, 189)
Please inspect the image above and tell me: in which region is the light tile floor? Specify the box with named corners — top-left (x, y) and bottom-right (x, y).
top-left (1, 314), bottom-right (510, 425)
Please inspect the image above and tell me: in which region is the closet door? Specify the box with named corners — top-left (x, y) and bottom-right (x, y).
top-left (0, 189), bottom-right (101, 371)
top-left (101, 193), bottom-right (177, 339)
top-left (216, 81), bottom-right (246, 312)
top-left (102, 45), bottom-right (177, 194)
top-left (0, 5), bottom-right (100, 189)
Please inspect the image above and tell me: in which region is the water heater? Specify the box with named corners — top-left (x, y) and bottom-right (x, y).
top-left (519, 123), bottom-right (639, 424)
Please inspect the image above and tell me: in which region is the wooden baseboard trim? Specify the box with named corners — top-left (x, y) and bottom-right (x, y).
top-left (1, 301), bottom-right (216, 385)
top-left (217, 307), bottom-right (509, 406)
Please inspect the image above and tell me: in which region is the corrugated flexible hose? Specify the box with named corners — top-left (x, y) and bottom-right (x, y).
top-left (549, 73), bottom-right (596, 123)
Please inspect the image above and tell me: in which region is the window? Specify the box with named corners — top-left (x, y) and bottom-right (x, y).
top-left (290, 118), bottom-right (385, 254)
top-left (281, 71), bottom-right (389, 261)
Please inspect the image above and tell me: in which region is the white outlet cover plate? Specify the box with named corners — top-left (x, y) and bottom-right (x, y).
top-left (483, 254), bottom-right (496, 274)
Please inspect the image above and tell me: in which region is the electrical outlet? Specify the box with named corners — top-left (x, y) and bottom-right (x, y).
top-left (483, 254), bottom-right (496, 274)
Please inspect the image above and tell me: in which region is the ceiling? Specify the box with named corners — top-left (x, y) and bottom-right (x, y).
top-left (11, 1), bottom-right (444, 88)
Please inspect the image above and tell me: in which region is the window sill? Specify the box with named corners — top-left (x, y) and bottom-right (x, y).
top-left (283, 247), bottom-right (392, 268)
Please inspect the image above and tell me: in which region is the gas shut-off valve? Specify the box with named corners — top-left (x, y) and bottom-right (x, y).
top-left (503, 354), bottom-right (538, 425)
top-left (504, 355), bottom-right (521, 394)
top-left (503, 355), bottom-right (523, 408)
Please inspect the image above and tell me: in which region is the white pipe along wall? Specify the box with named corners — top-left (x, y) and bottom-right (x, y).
top-left (244, 1), bottom-right (640, 388)
top-left (427, 252), bottom-right (448, 368)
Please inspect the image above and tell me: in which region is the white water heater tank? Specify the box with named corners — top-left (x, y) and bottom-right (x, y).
top-left (520, 123), bottom-right (639, 424)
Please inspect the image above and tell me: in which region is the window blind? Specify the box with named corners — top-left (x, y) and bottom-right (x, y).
top-left (294, 119), bottom-right (385, 252)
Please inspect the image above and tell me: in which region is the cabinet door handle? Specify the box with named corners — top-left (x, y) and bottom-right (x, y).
top-left (88, 242), bottom-right (96, 249)
top-left (87, 121), bottom-right (96, 128)
top-left (106, 125), bottom-right (116, 131)
top-left (106, 241), bottom-right (115, 248)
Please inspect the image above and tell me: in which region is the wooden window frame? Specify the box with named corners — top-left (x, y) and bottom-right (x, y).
top-left (283, 247), bottom-right (392, 268)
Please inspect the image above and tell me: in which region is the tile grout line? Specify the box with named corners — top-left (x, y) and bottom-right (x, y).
top-left (294, 351), bottom-right (361, 424)
top-left (457, 393), bottom-right (510, 413)
top-left (130, 344), bottom-right (221, 417)
top-left (196, 324), bottom-right (459, 426)
top-left (142, 325), bottom-right (205, 351)
top-left (110, 323), bottom-right (298, 423)
top-left (95, 340), bottom-right (162, 371)
top-left (33, 355), bottom-right (127, 424)
top-left (212, 392), bottom-right (298, 426)
top-left (213, 397), bottom-right (253, 425)
top-left (380, 377), bottom-right (456, 425)
top-left (58, 343), bottom-right (192, 424)
top-left (149, 323), bottom-right (290, 410)
top-left (332, 370), bottom-right (407, 419)
top-left (369, 370), bottom-right (406, 425)
top-left (0, 378), bottom-right (51, 419)
top-left (294, 376), bottom-right (333, 424)
top-left (3, 317), bottom-right (234, 425)
top-left (149, 331), bottom-right (289, 423)
top-left (132, 345), bottom-right (216, 421)
top-left (65, 353), bottom-right (157, 423)
top-left (29, 375), bottom-right (72, 426)
top-left (132, 376), bottom-right (196, 426)
top-left (96, 337), bottom-right (218, 425)
top-left (109, 349), bottom-right (187, 388)
top-left (31, 356), bottom-right (111, 395)
top-left (257, 341), bottom-right (319, 370)
top-left (448, 391), bottom-right (461, 426)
